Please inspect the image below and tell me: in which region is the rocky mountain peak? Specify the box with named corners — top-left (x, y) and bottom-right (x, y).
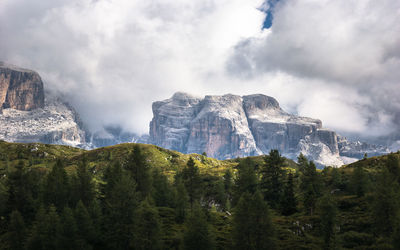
top-left (0, 62), bottom-right (44, 113)
top-left (149, 92), bottom-right (344, 166)
top-left (243, 94), bottom-right (281, 111)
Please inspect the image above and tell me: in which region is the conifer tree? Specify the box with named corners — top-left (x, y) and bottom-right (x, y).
top-left (387, 154), bottom-right (400, 182)
top-left (299, 155), bottom-right (321, 216)
top-left (103, 167), bottom-right (139, 249)
top-left (152, 168), bottom-right (174, 207)
top-left (131, 199), bottom-right (162, 250)
top-left (182, 157), bottom-right (202, 210)
top-left (350, 165), bottom-right (368, 197)
top-left (281, 172), bottom-right (297, 215)
top-left (42, 159), bottom-right (70, 210)
top-left (175, 177), bottom-right (189, 223)
top-left (59, 207), bottom-right (78, 250)
top-left (126, 145), bottom-right (153, 199)
top-left (372, 168), bottom-right (400, 235)
top-left (75, 200), bottom-right (95, 248)
top-left (6, 160), bottom-right (36, 220)
top-left (261, 149), bottom-right (286, 209)
top-left (6, 210), bottom-right (26, 250)
top-left (183, 204), bottom-right (215, 250)
top-left (318, 194), bottom-right (338, 250)
top-left (232, 191), bottom-right (275, 250)
top-left (233, 157), bottom-right (258, 206)
top-left (26, 205), bottom-right (62, 250)
top-left (73, 158), bottom-right (95, 207)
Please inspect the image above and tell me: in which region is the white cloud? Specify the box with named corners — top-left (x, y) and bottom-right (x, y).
top-left (0, 0), bottom-right (399, 144)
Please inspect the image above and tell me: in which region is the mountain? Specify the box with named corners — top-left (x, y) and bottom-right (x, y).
top-left (149, 92), bottom-right (388, 166)
top-left (0, 63), bottom-right (389, 166)
top-left (0, 62), bottom-right (44, 113)
top-left (0, 63), bottom-right (86, 147)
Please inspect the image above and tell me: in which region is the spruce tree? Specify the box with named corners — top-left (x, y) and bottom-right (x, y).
top-left (73, 158), bottom-right (95, 207)
top-left (126, 145), bottom-right (153, 199)
top-left (26, 205), bottom-right (62, 250)
top-left (299, 155), bottom-right (321, 216)
top-left (152, 168), bottom-right (174, 207)
top-left (318, 194), bottom-right (338, 250)
top-left (233, 157), bottom-right (258, 206)
top-left (103, 167), bottom-right (139, 249)
top-left (175, 177), bottom-right (189, 223)
top-left (387, 154), bottom-right (400, 182)
top-left (59, 207), bottom-right (78, 250)
top-left (131, 199), bottom-right (162, 250)
top-left (6, 210), bottom-right (26, 250)
top-left (372, 168), bottom-right (400, 235)
top-left (42, 159), bottom-right (70, 210)
top-left (183, 204), bottom-right (215, 250)
top-left (182, 157), bottom-right (202, 210)
top-left (6, 160), bottom-right (36, 220)
top-left (350, 165), bottom-right (368, 197)
top-left (75, 200), bottom-right (95, 249)
top-left (281, 172), bottom-right (297, 215)
top-left (232, 191), bottom-right (275, 250)
top-left (260, 149), bottom-right (286, 209)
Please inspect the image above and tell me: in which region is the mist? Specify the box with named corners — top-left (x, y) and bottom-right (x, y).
top-left (0, 0), bottom-right (399, 147)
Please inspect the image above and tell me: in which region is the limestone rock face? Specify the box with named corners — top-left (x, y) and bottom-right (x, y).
top-left (149, 92), bottom-right (344, 166)
top-left (0, 96), bottom-right (86, 147)
top-left (186, 94), bottom-right (259, 159)
top-left (0, 62), bottom-right (44, 112)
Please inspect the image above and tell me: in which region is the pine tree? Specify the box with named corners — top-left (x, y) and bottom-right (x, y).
top-left (281, 172), bottom-right (297, 215)
top-left (6, 160), bottom-right (37, 220)
top-left (233, 157), bottom-right (258, 206)
top-left (183, 204), bottom-right (215, 250)
top-left (299, 155), bottom-right (321, 216)
top-left (126, 145), bottom-right (153, 199)
top-left (318, 194), bottom-right (338, 250)
top-left (26, 205), bottom-right (62, 250)
top-left (59, 207), bottom-right (78, 250)
top-left (386, 154), bottom-right (400, 182)
top-left (73, 158), bottom-right (95, 207)
top-left (175, 177), bottom-right (188, 223)
top-left (372, 168), bottom-right (400, 235)
top-left (75, 200), bottom-right (95, 249)
top-left (42, 159), bottom-right (70, 210)
top-left (232, 191), bottom-right (275, 250)
top-left (152, 168), bottom-right (174, 207)
top-left (182, 157), bottom-right (202, 210)
top-left (131, 199), bottom-right (162, 250)
top-left (103, 167), bottom-right (139, 249)
top-left (6, 210), bottom-right (26, 250)
top-left (350, 165), bottom-right (368, 197)
top-left (260, 149), bottom-right (286, 209)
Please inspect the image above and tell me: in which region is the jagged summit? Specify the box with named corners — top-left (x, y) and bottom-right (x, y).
top-left (0, 63), bottom-right (44, 112)
top-left (149, 92), bottom-right (344, 166)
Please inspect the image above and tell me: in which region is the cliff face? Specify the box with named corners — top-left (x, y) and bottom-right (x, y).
top-left (150, 92), bottom-right (343, 166)
top-left (0, 62), bottom-right (44, 113)
top-left (0, 63), bottom-right (86, 147)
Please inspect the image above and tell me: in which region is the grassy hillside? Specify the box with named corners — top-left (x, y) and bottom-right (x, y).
top-left (1, 140), bottom-right (400, 249)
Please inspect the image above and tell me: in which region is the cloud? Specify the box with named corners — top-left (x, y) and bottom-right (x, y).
top-left (229, 0), bottom-right (400, 138)
top-left (0, 0), bottom-right (399, 145)
top-left (0, 0), bottom-right (265, 134)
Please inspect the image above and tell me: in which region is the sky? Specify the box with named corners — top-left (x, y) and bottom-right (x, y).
top-left (0, 0), bottom-right (399, 147)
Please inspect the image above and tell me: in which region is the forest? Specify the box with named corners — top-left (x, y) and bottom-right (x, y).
top-left (0, 140), bottom-right (400, 250)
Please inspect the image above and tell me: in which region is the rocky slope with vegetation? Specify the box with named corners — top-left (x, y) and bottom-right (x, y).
top-left (0, 140), bottom-right (399, 249)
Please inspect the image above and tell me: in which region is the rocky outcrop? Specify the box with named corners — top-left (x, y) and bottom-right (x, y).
top-left (149, 92), bottom-right (344, 166)
top-left (0, 62), bottom-right (44, 113)
top-left (0, 96), bottom-right (86, 147)
top-left (0, 63), bottom-right (86, 147)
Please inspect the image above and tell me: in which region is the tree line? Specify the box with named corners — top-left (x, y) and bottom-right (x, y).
top-left (0, 145), bottom-right (400, 249)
